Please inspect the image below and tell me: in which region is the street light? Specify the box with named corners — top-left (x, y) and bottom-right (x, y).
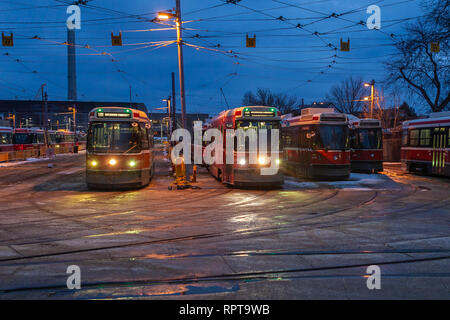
top-left (157, 12), bottom-right (175, 20)
top-left (155, 1), bottom-right (187, 131)
top-left (363, 80), bottom-right (375, 118)
top-left (162, 97), bottom-right (172, 137)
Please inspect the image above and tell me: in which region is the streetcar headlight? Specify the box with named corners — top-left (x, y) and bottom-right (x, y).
top-left (109, 158), bottom-right (117, 166)
top-left (129, 160), bottom-right (136, 167)
top-left (238, 159), bottom-right (246, 165)
top-left (275, 159), bottom-right (281, 165)
top-left (258, 156), bottom-right (267, 165)
top-left (90, 160), bottom-right (98, 167)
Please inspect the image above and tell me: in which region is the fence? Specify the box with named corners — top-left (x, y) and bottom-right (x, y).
top-left (0, 143), bottom-right (86, 163)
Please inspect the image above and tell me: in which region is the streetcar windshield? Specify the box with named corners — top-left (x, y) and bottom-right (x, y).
top-left (13, 133), bottom-right (33, 145)
top-left (356, 128), bottom-right (382, 149)
top-left (313, 125), bottom-right (349, 150)
top-left (0, 132), bottom-right (12, 145)
top-left (236, 121), bottom-right (280, 130)
top-left (235, 121), bottom-right (281, 151)
top-left (88, 122), bottom-right (141, 153)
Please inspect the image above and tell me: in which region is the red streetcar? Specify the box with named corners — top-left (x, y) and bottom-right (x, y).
top-left (13, 128), bottom-right (45, 151)
top-left (207, 106), bottom-right (284, 187)
top-left (281, 108), bottom-right (350, 179)
top-left (401, 111), bottom-right (450, 176)
top-left (349, 117), bottom-right (383, 173)
top-left (0, 127), bottom-right (13, 152)
top-left (55, 130), bottom-right (75, 153)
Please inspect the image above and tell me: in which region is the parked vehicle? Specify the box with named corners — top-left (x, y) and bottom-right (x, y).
top-left (282, 108), bottom-right (350, 179)
top-left (401, 111), bottom-right (450, 176)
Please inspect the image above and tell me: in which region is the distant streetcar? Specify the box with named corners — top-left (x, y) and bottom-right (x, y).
top-left (207, 106), bottom-right (284, 187)
top-left (13, 128), bottom-right (45, 152)
top-left (281, 108), bottom-right (350, 179)
top-left (348, 117), bottom-right (383, 173)
top-left (0, 127), bottom-right (13, 153)
top-left (86, 107), bottom-right (155, 189)
top-left (401, 111), bottom-right (449, 176)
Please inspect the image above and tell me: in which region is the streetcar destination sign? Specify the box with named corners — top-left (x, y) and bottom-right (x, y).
top-left (97, 112), bottom-right (131, 118)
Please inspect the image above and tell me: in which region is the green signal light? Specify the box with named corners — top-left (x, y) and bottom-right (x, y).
top-left (125, 109), bottom-right (131, 113)
top-left (97, 108), bottom-right (103, 112)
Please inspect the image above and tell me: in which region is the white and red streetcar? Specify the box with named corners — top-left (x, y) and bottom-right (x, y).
top-left (401, 111), bottom-right (450, 176)
top-left (207, 106), bottom-right (284, 187)
top-left (348, 117), bottom-right (383, 173)
top-left (281, 108), bottom-right (350, 179)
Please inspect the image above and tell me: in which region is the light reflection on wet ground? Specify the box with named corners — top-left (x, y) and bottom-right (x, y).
top-left (0, 154), bottom-right (449, 299)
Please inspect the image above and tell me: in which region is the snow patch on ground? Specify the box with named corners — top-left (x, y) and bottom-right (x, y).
top-left (0, 151), bottom-right (85, 168)
top-left (284, 172), bottom-right (396, 191)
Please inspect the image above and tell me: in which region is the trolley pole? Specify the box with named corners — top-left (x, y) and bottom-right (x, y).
top-left (175, 0), bottom-right (187, 130)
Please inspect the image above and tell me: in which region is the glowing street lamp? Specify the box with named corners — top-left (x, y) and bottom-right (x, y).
top-left (363, 80), bottom-right (375, 118)
top-left (157, 12), bottom-right (175, 20)
top-left (155, 2), bottom-right (187, 131)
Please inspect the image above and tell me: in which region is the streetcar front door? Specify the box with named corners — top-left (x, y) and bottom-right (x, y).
top-left (432, 127), bottom-right (447, 175)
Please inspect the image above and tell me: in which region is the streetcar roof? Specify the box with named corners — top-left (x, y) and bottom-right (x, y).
top-left (88, 107), bottom-right (150, 122)
top-left (211, 106), bottom-right (281, 124)
top-left (403, 112), bottom-right (450, 129)
top-left (349, 118), bottom-right (381, 128)
top-left (282, 108), bottom-right (347, 126)
top-left (13, 127), bottom-right (45, 133)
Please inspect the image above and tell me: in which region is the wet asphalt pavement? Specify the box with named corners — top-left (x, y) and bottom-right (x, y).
top-left (0, 150), bottom-right (449, 299)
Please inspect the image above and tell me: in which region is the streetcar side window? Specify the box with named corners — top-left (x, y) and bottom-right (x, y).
top-left (0, 132), bottom-right (12, 145)
top-left (140, 123), bottom-right (149, 150)
top-left (402, 129), bottom-right (408, 146)
top-left (409, 129), bottom-right (419, 146)
top-left (419, 128), bottom-right (431, 147)
top-left (448, 128), bottom-right (450, 147)
top-left (148, 128), bottom-right (154, 148)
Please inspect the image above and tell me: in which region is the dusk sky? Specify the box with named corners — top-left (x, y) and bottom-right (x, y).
top-left (0, 0), bottom-right (424, 116)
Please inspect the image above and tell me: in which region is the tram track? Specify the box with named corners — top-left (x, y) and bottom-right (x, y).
top-left (1, 253), bottom-right (449, 295)
top-left (0, 177), bottom-right (426, 251)
top-left (1, 186), bottom-right (443, 264)
top-left (0, 188), bottom-right (341, 246)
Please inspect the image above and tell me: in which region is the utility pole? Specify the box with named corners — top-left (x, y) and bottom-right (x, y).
top-left (171, 72), bottom-right (177, 132)
top-left (370, 80), bottom-right (375, 119)
top-left (72, 106), bottom-right (77, 132)
top-left (175, 0), bottom-right (187, 130)
top-left (166, 97), bottom-right (172, 137)
top-left (364, 80), bottom-right (376, 118)
top-left (67, 28), bottom-right (77, 101)
top-left (129, 85), bottom-right (132, 107)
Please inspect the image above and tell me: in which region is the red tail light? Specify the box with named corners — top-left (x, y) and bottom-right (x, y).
top-left (235, 110), bottom-right (242, 116)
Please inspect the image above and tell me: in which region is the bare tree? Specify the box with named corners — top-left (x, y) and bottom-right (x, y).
top-left (325, 76), bottom-right (366, 115)
top-left (385, 0), bottom-right (449, 113)
top-left (242, 88), bottom-right (297, 114)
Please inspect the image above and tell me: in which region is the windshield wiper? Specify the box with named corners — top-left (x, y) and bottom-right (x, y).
top-left (123, 143), bottom-right (138, 154)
